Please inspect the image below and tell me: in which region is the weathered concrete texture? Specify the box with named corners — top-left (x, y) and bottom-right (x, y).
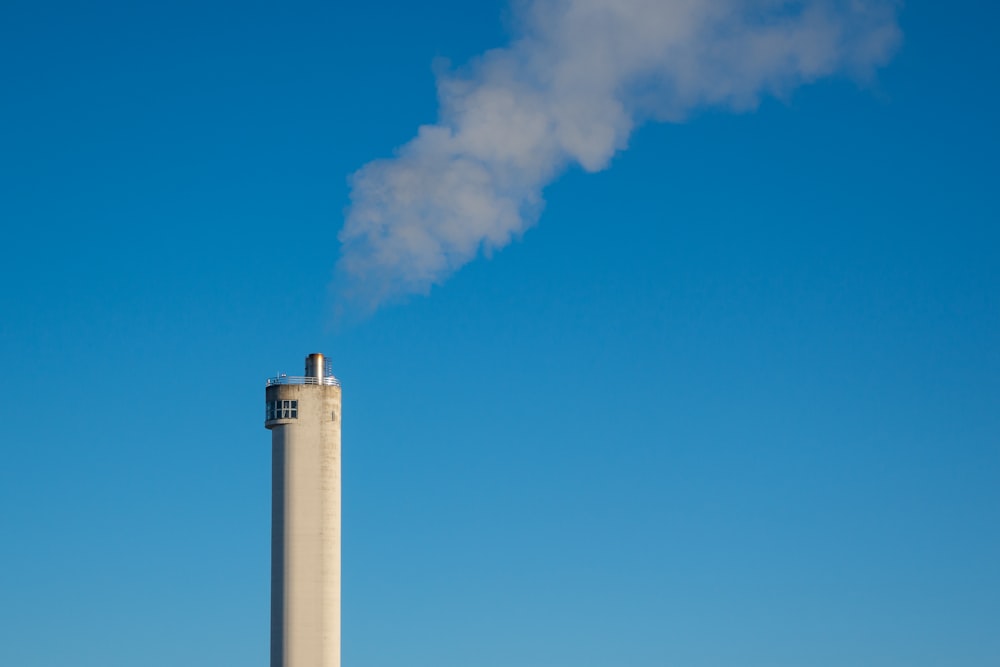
top-left (266, 382), bottom-right (341, 667)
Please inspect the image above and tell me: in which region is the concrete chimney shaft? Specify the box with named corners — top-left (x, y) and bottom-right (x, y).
top-left (266, 355), bottom-right (342, 667)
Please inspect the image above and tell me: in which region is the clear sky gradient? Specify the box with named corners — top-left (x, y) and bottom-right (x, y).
top-left (1, 1), bottom-right (997, 666)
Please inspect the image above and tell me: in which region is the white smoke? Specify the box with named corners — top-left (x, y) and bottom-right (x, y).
top-left (336, 0), bottom-right (902, 310)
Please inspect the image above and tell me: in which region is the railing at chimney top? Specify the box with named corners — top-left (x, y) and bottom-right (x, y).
top-left (266, 375), bottom-right (341, 387)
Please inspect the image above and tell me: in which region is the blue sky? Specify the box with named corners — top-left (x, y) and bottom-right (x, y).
top-left (1, 1), bottom-right (998, 665)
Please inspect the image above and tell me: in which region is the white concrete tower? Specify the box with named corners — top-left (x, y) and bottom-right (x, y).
top-left (265, 353), bottom-right (342, 667)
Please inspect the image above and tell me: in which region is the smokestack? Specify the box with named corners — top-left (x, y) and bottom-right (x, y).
top-left (265, 356), bottom-right (342, 667)
top-left (304, 353), bottom-right (324, 381)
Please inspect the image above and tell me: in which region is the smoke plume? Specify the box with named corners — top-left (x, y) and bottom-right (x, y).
top-left (336, 0), bottom-right (901, 310)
